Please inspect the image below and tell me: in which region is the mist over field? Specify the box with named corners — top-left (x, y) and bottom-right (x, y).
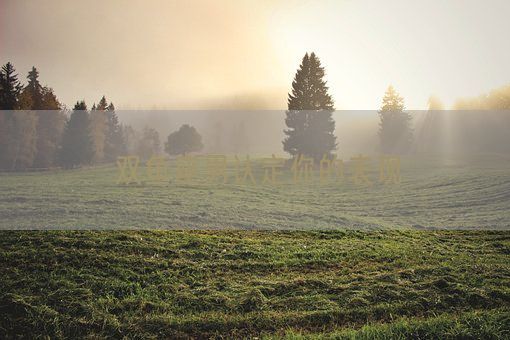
top-left (2, 0), bottom-right (510, 338)
top-left (117, 110), bottom-right (510, 157)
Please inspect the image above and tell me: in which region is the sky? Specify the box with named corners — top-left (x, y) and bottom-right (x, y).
top-left (2, 0), bottom-right (509, 109)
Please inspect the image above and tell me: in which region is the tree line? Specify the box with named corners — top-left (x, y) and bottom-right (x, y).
top-left (0, 62), bottom-right (188, 170)
top-left (2, 54), bottom-right (509, 170)
top-left (283, 52), bottom-right (413, 160)
top-left (0, 54), bottom-right (416, 171)
top-left (0, 62), bottom-right (208, 170)
top-left (0, 62), bottom-right (129, 169)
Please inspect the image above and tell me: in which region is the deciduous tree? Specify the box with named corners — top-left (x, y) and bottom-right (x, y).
top-left (165, 124), bottom-right (203, 156)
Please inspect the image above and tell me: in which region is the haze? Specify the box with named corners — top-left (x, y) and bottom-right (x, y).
top-left (2, 0), bottom-right (510, 109)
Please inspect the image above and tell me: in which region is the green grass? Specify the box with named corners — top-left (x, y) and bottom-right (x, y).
top-left (0, 155), bottom-right (509, 229)
top-left (276, 309), bottom-right (510, 339)
top-left (0, 155), bottom-right (509, 337)
top-left (1, 230), bottom-right (509, 338)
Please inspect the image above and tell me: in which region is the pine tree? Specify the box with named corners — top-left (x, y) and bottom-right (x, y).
top-left (378, 85), bottom-right (413, 154)
top-left (0, 63), bottom-right (38, 170)
top-left (0, 68), bottom-right (9, 167)
top-left (40, 88), bottom-right (65, 166)
top-left (59, 101), bottom-right (94, 168)
top-left (24, 67), bottom-right (44, 109)
top-left (90, 96), bottom-right (108, 163)
top-left (104, 102), bottom-right (125, 161)
top-left (5, 90), bottom-right (38, 170)
top-left (4, 110), bottom-right (38, 170)
top-left (283, 53), bottom-right (336, 160)
top-left (97, 96), bottom-right (108, 111)
top-left (0, 109), bottom-right (6, 167)
top-left (21, 67), bottom-right (65, 167)
top-left (0, 62), bottom-right (22, 110)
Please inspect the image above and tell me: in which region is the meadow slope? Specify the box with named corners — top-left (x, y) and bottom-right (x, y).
top-left (0, 230), bottom-right (509, 338)
top-left (0, 155), bottom-right (509, 229)
top-left (1, 155), bottom-right (509, 338)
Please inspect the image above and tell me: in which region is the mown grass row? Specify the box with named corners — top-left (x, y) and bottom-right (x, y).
top-left (1, 230), bottom-right (509, 338)
top-left (1, 156), bottom-right (509, 229)
top-left (276, 309), bottom-right (510, 339)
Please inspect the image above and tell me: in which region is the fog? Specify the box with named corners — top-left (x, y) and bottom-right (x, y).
top-left (118, 110), bottom-right (510, 158)
top-left (3, 0), bottom-right (510, 110)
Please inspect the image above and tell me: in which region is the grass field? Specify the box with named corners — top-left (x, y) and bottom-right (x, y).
top-left (0, 155), bottom-right (509, 229)
top-left (1, 230), bottom-right (509, 338)
top-left (1, 155), bottom-right (509, 338)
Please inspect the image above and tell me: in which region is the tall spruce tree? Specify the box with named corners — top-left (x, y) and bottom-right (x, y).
top-left (0, 62), bottom-right (22, 110)
top-left (283, 53), bottom-right (336, 160)
top-left (104, 102), bottom-right (125, 161)
top-left (0, 109), bottom-right (6, 167)
top-left (59, 101), bottom-right (94, 168)
top-left (5, 110), bottom-right (38, 170)
top-left (90, 96), bottom-right (108, 163)
top-left (24, 67), bottom-right (44, 108)
top-left (378, 85), bottom-right (413, 154)
top-left (21, 67), bottom-right (65, 167)
top-left (0, 63), bottom-right (38, 170)
top-left (0, 65), bottom-right (15, 167)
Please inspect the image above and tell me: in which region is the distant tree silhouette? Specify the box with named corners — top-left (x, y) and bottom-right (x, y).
top-left (2, 109), bottom-right (38, 170)
top-left (233, 120), bottom-right (249, 153)
top-left (416, 96), bottom-right (444, 154)
top-left (90, 96), bottom-right (108, 162)
top-left (165, 124), bottom-right (203, 156)
top-left (428, 96), bottom-right (444, 111)
top-left (378, 85), bottom-right (413, 154)
top-left (24, 67), bottom-right (44, 108)
top-left (97, 96), bottom-right (108, 111)
top-left (451, 85), bottom-right (510, 153)
top-left (104, 102), bottom-right (125, 161)
top-left (121, 124), bottom-right (137, 155)
top-left (136, 126), bottom-right (161, 160)
top-left (0, 111), bottom-right (6, 167)
top-left (212, 120), bottom-right (223, 152)
top-left (59, 101), bottom-right (94, 168)
top-left (454, 84), bottom-right (510, 110)
top-left (283, 53), bottom-right (336, 161)
top-left (0, 63), bottom-right (22, 167)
